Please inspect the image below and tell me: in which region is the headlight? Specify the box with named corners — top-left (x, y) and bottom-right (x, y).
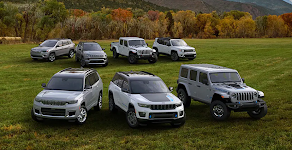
top-left (138, 103), bottom-right (150, 108)
top-left (179, 49), bottom-right (184, 52)
top-left (254, 92), bottom-right (258, 97)
top-left (231, 93), bottom-right (237, 98)
top-left (34, 98), bottom-right (42, 102)
top-left (67, 100), bottom-right (78, 104)
top-left (176, 102), bottom-right (183, 107)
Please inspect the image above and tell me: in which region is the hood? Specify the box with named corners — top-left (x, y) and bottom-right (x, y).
top-left (213, 83), bottom-right (257, 93)
top-left (36, 90), bottom-right (83, 101)
top-left (83, 51), bottom-right (106, 57)
top-left (130, 93), bottom-right (181, 104)
top-left (129, 46), bottom-right (153, 51)
top-left (173, 45), bottom-right (194, 50)
top-left (31, 47), bottom-right (52, 52)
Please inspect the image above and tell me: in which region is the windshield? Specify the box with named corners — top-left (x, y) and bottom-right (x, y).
top-left (40, 40), bottom-right (57, 47)
top-left (83, 43), bottom-right (102, 51)
top-left (47, 77), bottom-right (83, 91)
top-left (210, 72), bottom-right (241, 83)
top-left (129, 40), bottom-right (146, 46)
top-left (130, 80), bottom-right (169, 94)
top-left (171, 39), bottom-right (188, 46)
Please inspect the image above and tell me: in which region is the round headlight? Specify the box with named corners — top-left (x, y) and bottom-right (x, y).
top-left (254, 92), bottom-right (258, 96)
top-left (231, 93), bottom-right (237, 98)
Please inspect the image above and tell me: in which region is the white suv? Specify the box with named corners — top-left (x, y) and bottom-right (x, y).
top-left (108, 71), bottom-right (185, 128)
top-left (31, 68), bottom-right (103, 124)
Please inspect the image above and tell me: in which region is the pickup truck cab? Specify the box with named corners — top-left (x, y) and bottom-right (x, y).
top-left (110, 37), bottom-right (157, 64)
top-left (153, 38), bottom-right (196, 61)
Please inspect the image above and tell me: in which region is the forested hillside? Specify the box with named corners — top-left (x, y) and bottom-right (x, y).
top-left (1, 0), bottom-right (171, 12)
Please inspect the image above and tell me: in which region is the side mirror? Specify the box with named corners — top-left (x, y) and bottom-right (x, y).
top-left (146, 43), bottom-right (149, 46)
top-left (41, 83), bottom-right (46, 88)
top-left (121, 88), bottom-right (129, 93)
top-left (169, 87), bottom-right (174, 92)
top-left (167, 43), bottom-right (171, 46)
top-left (102, 48), bottom-right (105, 51)
top-left (85, 85), bottom-right (92, 90)
top-left (242, 78), bottom-right (245, 83)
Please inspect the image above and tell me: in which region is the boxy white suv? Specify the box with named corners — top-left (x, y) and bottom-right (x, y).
top-left (177, 64), bottom-right (267, 121)
top-left (153, 38), bottom-right (196, 61)
top-left (108, 71), bottom-right (185, 128)
top-left (31, 68), bottom-right (103, 124)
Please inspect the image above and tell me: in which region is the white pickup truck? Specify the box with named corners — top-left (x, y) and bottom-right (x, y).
top-left (152, 38), bottom-right (196, 61)
top-left (110, 37), bottom-right (157, 64)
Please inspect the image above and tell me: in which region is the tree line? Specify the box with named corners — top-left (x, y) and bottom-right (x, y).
top-left (0, 0), bottom-right (292, 42)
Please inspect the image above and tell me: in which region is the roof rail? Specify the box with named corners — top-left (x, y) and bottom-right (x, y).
top-left (59, 67), bottom-right (72, 73)
top-left (140, 71), bottom-right (155, 76)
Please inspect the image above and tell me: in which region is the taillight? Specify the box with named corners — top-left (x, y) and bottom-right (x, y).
top-left (110, 44), bottom-right (111, 47)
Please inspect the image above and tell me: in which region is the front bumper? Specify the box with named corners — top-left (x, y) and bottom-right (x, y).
top-left (85, 58), bottom-right (108, 65)
top-left (226, 100), bottom-right (266, 112)
top-left (31, 52), bottom-right (49, 59)
top-left (32, 102), bottom-right (81, 120)
top-left (135, 54), bottom-right (153, 59)
top-left (178, 52), bottom-right (196, 59)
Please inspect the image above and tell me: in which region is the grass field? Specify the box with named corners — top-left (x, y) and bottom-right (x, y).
top-left (0, 38), bottom-right (292, 149)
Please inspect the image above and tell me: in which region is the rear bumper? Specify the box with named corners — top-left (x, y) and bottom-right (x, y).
top-left (226, 100), bottom-right (266, 112)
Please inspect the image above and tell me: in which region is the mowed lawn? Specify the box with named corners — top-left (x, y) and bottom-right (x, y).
top-left (0, 38), bottom-right (292, 149)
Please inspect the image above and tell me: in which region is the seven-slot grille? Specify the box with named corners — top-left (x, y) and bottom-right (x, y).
top-left (236, 92), bottom-right (254, 101)
top-left (150, 104), bottom-right (176, 110)
top-left (41, 108), bottom-right (65, 116)
top-left (184, 49), bottom-right (193, 52)
top-left (138, 50), bottom-right (151, 55)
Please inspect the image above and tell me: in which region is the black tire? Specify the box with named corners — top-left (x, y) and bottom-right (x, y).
top-left (247, 104), bottom-right (267, 119)
top-left (177, 88), bottom-right (191, 108)
top-left (68, 50), bottom-right (74, 58)
top-left (109, 94), bottom-right (118, 112)
top-left (113, 48), bottom-right (119, 58)
top-left (171, 51), bottom-right (179, 61)
top-left (171, 113), bottom-right (186, 128)
top-left (153, 47), bottom-right (159, 57)
top-left (31, 108), bottom-right (42, 122)
top-left (80, 57), bottom-right (86, 67)
top-left (188, 58), bottom-right (195, 60)
top-left (75, 55), bottom-right (79, 62)
top-left (210, 100), bottom-right (231, 121)
top-left (48, 53), bottom-right (56, 62)
top-left (148, 53), bottom-right (158, 63)
top-left (76, 106), bottom-right (87, 125)
top-left (128, 53), bottom-right (137, 64)
top-left (94, 92), bottom-right (102, 111)
top-left (126, 108), bottom-right (139, 128)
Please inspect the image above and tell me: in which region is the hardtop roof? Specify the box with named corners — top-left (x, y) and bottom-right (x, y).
top-left (181, 64), bottom-right (238, 73)
top-left (119, 37), bottom-right (145, 41)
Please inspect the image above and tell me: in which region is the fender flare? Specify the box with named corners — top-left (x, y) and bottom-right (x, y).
top-left (113, 46), bottom-right (119, 53)
top-left (177, 83), bottom-right (191, 97)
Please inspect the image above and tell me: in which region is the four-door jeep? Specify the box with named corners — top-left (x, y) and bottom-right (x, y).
top-left (108, 71), bottom-right (185, 128)
top-left (152, 37), bottom-right (196, 61)
top-left (30, 39), bottom-right (75, 62)
top-left (110, 37), bottom-right (157, 64)
top-left (31, 68), bottom-right (103, 124)
top-left (176, 64), bottom-right (267, 121)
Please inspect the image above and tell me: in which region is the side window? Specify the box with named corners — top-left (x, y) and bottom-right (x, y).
top-left (120, 39), bottom-right (123, 45)
top-left (122, 80), bottom-right (130, 92)
top-left (93, 72), bottom-right (99, 82)
top-left (199, 72), bottom-right (209, 85)
top-left (62, 41), bottom-right (66, 46)
top-left (124, 40), bottom-right (128, 47)
top-left (112, 74), bottom-right (123, 88)
top-left (190, 70), bottom-right (197, 81)
top-left (180, 68), bottom-right (188, 78)
top-left (57, 41), bottom-right (62, 47)
top-left (85, 76), bottom-right (90, 88)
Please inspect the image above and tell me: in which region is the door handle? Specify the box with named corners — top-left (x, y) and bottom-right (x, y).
top-left (188, 83), bottom-right (192, 85)
top-left (197, 85), bottom-right (200, 87)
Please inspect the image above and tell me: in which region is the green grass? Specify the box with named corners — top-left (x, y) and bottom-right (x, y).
top-left (0, 38), bottom-right (292, 149)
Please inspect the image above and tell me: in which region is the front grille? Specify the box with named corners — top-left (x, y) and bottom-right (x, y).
top-left (184, 50), bottom-right (193, 52)
top-left (41, 100), bottom-right (67, 106)
top-left (41, 108), bottom-right (65, 116)
top-left (90, 55), bottom-right (104, 58)
top-left (149, 112), bottom-right (177, 119)
top-left (150, 104), bottom-right (176, 110)
top-left (236, 92), bottom-right (254, 101)
top-left (31, 51), bottom-right (42, 56)
top-left (90, 60), bottom-right (104, 63)
top-left (138, 50), bottom-right (151, 55)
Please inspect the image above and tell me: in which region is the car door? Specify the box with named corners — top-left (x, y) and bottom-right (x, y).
top-left (122, 40), bottom-right (129, 56)
top-left (76, 43), bottom-right (82, 59)
top-left (119, 79), bottom-right (130, 111)
top-left (89, 73), bottom-right (99, 108)
top-left (119, 39), bottom-right (125, 55)
top-left (195, 72), bottom-right (212, 103)
top-left (111, 74), bottom-right (124, 109)
top-left (54, 41), bottom-right (63, 56)
top-left (83, 75), bottom-right (94, 110)
top-left (188, 69), bottom-right (198, 99)
top-left (61, 40), bottom-right (69, 55)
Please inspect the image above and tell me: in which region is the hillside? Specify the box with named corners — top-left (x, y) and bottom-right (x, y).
top-left (226, 0), bottom-right (292, 15)
top-left (0, 0), bottom-right (172, 12)
top-left (144, 0), bottom-right (277, 18)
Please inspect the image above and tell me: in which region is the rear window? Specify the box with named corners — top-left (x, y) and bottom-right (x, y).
top-left (180, 68), bottom-right (188, 78)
